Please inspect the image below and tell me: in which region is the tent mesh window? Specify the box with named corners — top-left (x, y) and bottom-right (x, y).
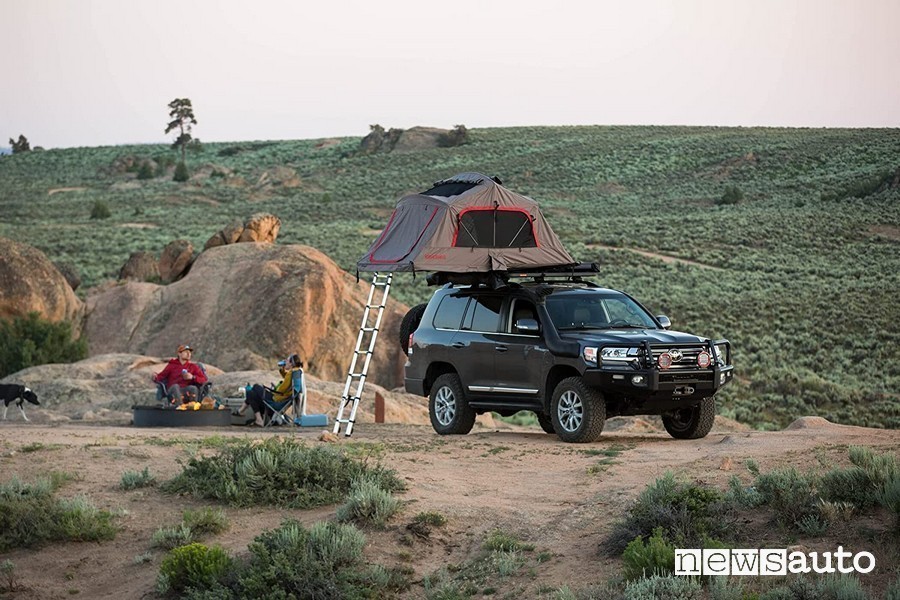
top-left (422, 181), bottom-right (479, 197)
top-left (455, 209), bottom-right (537, 248)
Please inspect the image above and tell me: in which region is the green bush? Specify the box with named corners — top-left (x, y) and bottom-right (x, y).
top-left (606, 472), bottom-right (733, 553)
top-left (157, 543), bottom-right (233, 596)
top-left (162, 438), bottom-right (403, 509)
top-left (152, 524), bottom-right (193, 550)
top-left (483, 529), bottom-right (534, 553)
top-left (90, 199), bottom-right (111, 219)
top-left (120, 467), bottom-right (156, 490)
top-left (622, 528), bottom-right (675, 580)
top-left (173, 161), bottom-right (189, 182)
top-left (183, 507), bottom-right (229, 537)
top-left (335, 476), bottom-right (401, 528)
top-left (717, 185), bottom-right (744, 206)
top-left (623, 574), bottom-right (702, 600)
top-left (820, 447), bottom-right (898, 509)
top-left (136, 161), bottom-right (155, 180)
top-left (886, 574), bottom-right (900, 600)
top-left (0, 477), bottom-right (116, 550)
top-left (0, 313), bottom-right (87, 378)
top-left (1, 559), bottom-right (18, 593)
top-left (754, 467), bottom-right (819, 526)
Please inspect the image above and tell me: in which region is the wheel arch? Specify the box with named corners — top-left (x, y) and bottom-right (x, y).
top-left (543, 365), bottom-right (581, 411)
top-left (424, 362), bottom-right (458, 398)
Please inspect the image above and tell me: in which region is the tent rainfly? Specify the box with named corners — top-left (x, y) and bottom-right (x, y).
top-left (357, 173), bottom-right (575, 274)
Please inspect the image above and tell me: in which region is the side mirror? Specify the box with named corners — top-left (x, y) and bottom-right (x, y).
top-left (515, 318), bottom-right (540, 334)
top-left (656, 315), bottom-right (672, 329)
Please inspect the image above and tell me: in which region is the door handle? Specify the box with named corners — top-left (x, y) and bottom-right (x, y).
top-left (494, 346), bottom-right (508, 352)
top-left (451, 342), bottom-right (465, 348)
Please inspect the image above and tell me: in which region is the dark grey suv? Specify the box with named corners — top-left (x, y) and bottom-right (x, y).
top-left (402, 274), bottom-right (734, 443)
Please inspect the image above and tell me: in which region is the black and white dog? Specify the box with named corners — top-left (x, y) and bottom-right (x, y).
top-left (0, 384), bottom-right (40, 422)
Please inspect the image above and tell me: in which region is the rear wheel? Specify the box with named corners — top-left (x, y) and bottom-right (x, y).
top-left (536, 411), bottom-right (555, 434)
top-left (551, 377), bottom-right (605, 443)
top-left (662, 397), bottom-right (716, 439)
top-left (399, 303), bottom-right (428, 354)
top-left (429, 373), bottom-right (476, 435)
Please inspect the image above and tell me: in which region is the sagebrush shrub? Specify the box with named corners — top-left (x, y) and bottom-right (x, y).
top-left (173, 161), bottom-right (189, 182)
top-left (623, 573), bottom-right (702, 600)
top-left (152, 524), bottom-right (193, 550)
top-left (120, 467), bottom-right (155, 490)
top-left (606, 472), bottom-right (734, 554)
top-left (335, 476), bottom-right (400, 528)
top-left (90, 199), bottom-right (111, 219)
top-left (157, 543), bottom-right (233, 596)
top-left (621, 528), bottom-right (675, 580)
top-left (0, 477), bottom-right (115, 550)
top-left (182, 507), bottom-right (229, 537)
top-left (162, 438), bottom-right (403, 509)
top-left (754, 467), bottom-right (818, 526)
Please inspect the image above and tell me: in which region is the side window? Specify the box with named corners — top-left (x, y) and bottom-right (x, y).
top-left (508, 299), bottom-right (539, 335)
top-left (433, 295), bottom-right (469, 330)
top-left (462, 296), bottom-right (503, 332)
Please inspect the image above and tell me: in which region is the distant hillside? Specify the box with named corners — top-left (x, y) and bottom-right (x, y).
top-left (0, 125), bottom-right (898, 430)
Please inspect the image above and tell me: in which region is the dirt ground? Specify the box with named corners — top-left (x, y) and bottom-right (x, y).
top-left (0, 418), bottom-right (897, 599)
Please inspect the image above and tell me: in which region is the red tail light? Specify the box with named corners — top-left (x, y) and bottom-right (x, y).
top-left (408, 333), bottom-right (414, 355)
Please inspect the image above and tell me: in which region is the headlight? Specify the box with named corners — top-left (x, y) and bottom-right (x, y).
top-left (583, 347), bottom-right (598, 365)
top-left (600, 347), bottom-right (639, 361)
top-left (713, 343), bottom-right (729, 365)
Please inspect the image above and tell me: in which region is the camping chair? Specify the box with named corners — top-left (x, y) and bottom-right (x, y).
top-left (261, 370), bottom-right (303, 427)
top-left (156, 363), bottom-right (212, 407)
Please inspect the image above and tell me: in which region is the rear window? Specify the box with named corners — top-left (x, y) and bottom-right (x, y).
top-left (433, 295), bottom-right (469, 330)
top-left (462, 296), bottom-right (503, 332)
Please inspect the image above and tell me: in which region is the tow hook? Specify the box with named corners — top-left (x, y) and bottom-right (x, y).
top-left (674, 386), bottom-right (695, 397)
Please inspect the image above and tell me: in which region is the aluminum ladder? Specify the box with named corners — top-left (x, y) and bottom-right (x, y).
top-left (333, 272), bottom-right (392, 437)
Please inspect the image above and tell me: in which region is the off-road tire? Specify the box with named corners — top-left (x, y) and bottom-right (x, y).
top-left (551, 377), bottom-right (606, 443)
top-left (662, 397), bottom-right (716, 439)
top-left (429, 373), bottom-right (476, 435)
top-left (399, 303), bottom-right (428, 354)
top-left (536, 411), bottom-right (555, 434)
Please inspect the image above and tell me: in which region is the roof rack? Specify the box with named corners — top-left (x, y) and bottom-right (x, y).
top-left (425, 263), bottom-right (600, 288)
top-left (506, 262), bottom-right (600, 283)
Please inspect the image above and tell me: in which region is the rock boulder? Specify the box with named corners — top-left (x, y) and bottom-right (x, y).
top-left (0, 237), bottom-right (84, 326)
top-left (84, 243), bottom-right (409, 389)
top-left (119, 251), bottom-right (160, 282)
top-left (158, 239), bottom-right (194, 283)
top-left (204, 213), bottom-right (281, 250)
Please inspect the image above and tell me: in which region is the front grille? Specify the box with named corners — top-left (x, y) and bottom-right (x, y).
top-left (650, 346), bottom-right (710, 370)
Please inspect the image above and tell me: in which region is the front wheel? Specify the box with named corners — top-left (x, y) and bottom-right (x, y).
top-left (662, 397), bottom-right (716, 439)
top-left (429, 373), bottom-right (476, 435)
top-left (551, 377), bottom-right (606, 443)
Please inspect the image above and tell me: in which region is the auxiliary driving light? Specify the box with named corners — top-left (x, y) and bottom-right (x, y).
top-left (697, 351), bottom-right (711, 368)
top-left (632, 375), bottom-right (645, 385)
top-left (658, 352), bottom-right (673, 370)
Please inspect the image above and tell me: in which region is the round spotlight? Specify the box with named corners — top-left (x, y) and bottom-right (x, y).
top-left (658, 352), bottom-right (673, 370)
top-left (697, 351), bottom-right (711, 368)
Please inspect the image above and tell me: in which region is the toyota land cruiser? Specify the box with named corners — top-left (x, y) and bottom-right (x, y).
top-left (401, 268), bottom-right (734, 443)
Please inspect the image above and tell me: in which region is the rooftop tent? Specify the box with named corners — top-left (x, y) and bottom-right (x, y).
top-left (357, 173), bottom-right (576, 273)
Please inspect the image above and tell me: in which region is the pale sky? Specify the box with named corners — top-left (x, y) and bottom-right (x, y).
top-left (3, 0), bottom-right (899, 149)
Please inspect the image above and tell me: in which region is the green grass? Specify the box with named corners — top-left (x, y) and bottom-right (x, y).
top-left (1, 126), bottom-right (898, 429)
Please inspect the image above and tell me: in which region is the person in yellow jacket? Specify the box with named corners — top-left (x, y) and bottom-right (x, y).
top-left (239, 353), bottom-right (303, 426)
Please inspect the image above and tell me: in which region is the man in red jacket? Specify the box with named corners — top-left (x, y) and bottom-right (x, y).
top-left (153, 344), bottom-right (208, 407)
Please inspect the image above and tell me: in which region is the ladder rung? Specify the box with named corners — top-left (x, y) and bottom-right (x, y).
top-left (354, 350), bottom-right (372, 355)
top-left (361, 327), bottom-right (378, 332)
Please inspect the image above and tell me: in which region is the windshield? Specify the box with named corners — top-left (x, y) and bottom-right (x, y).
top-left (546, 291), bottom-right (658, 330)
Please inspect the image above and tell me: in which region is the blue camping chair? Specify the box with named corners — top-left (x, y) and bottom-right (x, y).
top-left (156, 363), bottom-right (212, 407)
top-left (261, 369), bottom-right (304, 427)
top-left (261, 370), bottom-right (328, 428)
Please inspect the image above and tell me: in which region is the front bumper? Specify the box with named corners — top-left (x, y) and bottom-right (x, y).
top-left (582, 363), bottom-right (734, 396)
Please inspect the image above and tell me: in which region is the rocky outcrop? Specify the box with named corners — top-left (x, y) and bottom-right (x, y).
top-left (119, 251), bottom-right (160, 282)
top-left (158, 240), bottom-right (194, 283)
top-left (84, 243), bottom-right (409, 389)
top-left (204, 213), bottom-right (281, 250)
top-left (0, 237), bottom-right (84, 327)
top-left (53, 261), bottom-right (82, 291)
top-left (4, 353), bottom-right (427, 425)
